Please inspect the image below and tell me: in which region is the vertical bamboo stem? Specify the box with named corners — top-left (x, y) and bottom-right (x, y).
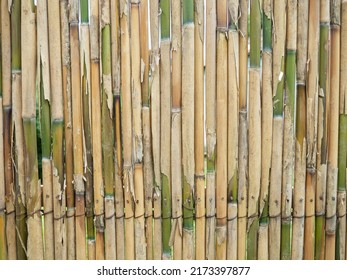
top-left (171, 0), bottom-right (182, 260)
top-left (237, 0), bottom-right (248, 260)
top-left (60, 0), bottom-right (75, 260)
top-left (205, 0), bottom-right (216, 260)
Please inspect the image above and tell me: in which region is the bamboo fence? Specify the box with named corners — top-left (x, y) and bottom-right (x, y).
top-left (1, 0), bottom-right (347, 260)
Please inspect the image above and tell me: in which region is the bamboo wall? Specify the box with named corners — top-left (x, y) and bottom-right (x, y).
top-left (0, 0), bottom-right (346, 260)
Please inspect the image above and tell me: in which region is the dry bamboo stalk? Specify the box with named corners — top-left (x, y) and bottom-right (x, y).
top-left (269, 0), bottom-right (286, 260)
top-left (120, 0), bottom-right (135, 260)
top-left (140, 0), bottom-right (153, 261)
top-left (48, 0), bottom-right (67, 260)
top-left (130, 0), bottom-right (146, 260)
top-left (315, 0), bottom-right (330, 260)
top-left (37, 0), bottom-right (54, 260)
top-left (325, 0), bottom-right (340, 260)
top-left (22, 0), bottom-right (44, 260)
top-left (205, 0), bottom-right (216, 260)
top-left (281, 0), bottom-right (296, 260)
top-left (216, 0), bottom-right (227, 260)
top-left (227, 0), bottom-right (238, 261)
top-left (11, 0), bottom-right (27, 260)
top-left (170, 0), bottom-right (182, 260)
top-left (259, 0), bottom-right (272, 260)
top-left (111, 0), bottom-right (124, 260)
top-left (247, 0), bottom-right (261, 260)
top-left (0, 1), bottom-right (7, 259)
top-left (338, 0), bottom-right (347, 260)
top-left (70, 0), bottom-right (86, 260)
top-left (194, 0), bottom-right (205, 261)
top-left (90, 0), bottom-right (105, 260)
top-left (100, 0), bottom-right (116, 260)
top-left (60, 0), bottom-right (75, 260)
top-left (1, 1), bottom-right (16, 259)
top-left (292, 0), bottom-right (308, 260)
top-left (304, 0), bottom-right (320, 260)
top-left (237, 0), bottom-right (248, 260)
top-left (149, 0), bottom-right (162, 260)
top-left (160, 0), bottom-right (171, 260)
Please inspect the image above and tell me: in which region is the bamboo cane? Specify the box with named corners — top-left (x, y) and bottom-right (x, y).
top-left (247, 0), bottom-right (261, 260)
top-left (150, 0), bottom-right (162, 260)
top-left (227, 0), bottom-right (238, 261)
top-left (48, 0), bottom-right (67, 259)
top-left (338, 0), bottom-right (347, 261)
top-left (170, 0), bottom-right (182, 260)
top-left (89, 0), bottom-right (105, 260)
top-left (140, 0), bottom-right (153, 261)
top-left (281, 0), bottom-right (297, 260)
top-left (259, 0), bottom-right (272, 260)
top-left (0, 1), bottom-right (7, 259)
top-left (70, 0), bottom-right (86, 260)
top-left (237, 0), bottom-right (248, 260)
top-left (100, 0), bottom-right (116, 260)
top-left (37, 0), bottom-right (54, 260)
top-left (22, 0), bottom-right (44, 259)
top-left (80, 0), bottom-right (95, 260)
top-left (326, 0), bottom-right (340, 260)
top-left (269, 0), bottom-right (286, 260)
top-left (11, 0), bottom-right (27, 260)
top-left (120, 0), bottom-right (135, 260)
top-left (1, 0), bottom-right (16, 259)
top-left (110, 0), bottom-right (124, 260)
top-left (315, 0), bottom-right (330, 260)
top-left (130, 0), bottom-right (146, 260)
top-left (160, 0), bottom-right (172, 260)
top-left (292, 0), bottom-right (308, 260)
top-left (304, 0), bottom-right (320, 260)
top-left (60, 0), bottom-right (75, 260)
top-left (216, 0), bottom-right (227, 260)
top-left (205, 0), bottom-right (216, 260)
top-left (194, 0), bottom-right (205, 261)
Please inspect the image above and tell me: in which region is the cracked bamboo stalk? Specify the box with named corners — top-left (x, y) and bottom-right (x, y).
top-left (60, 0), bottom-right (75, 260)
top-left (120, 0), bottom-right (135, 260)
top-left (292, 0), bottom-right (308, 260)
top-left (247, 0), bottom-right (261, 260)
top-left (237, 0), bottom-right (248, 260)
top-left (139, 0), bottom-right (152, 261)
top-left (160, 0), bottom-right (171, 260)
top-left (150, 0), bottom-right (162, 260)
top-left (194, 0), bottom-right (204, 261)
top-left (269, 0), bottom-right (286, 260)
top-left (70, 0), bottom-right (86, 260)
top-left (90, 0), bottom-right (104, 260)
top-left (281, 0), bottom-right (296, 260)
top-left (11, 0), bottom-right (27, 260)
top-left (22, 0), bottom-right (43, 260)
top-left (100, 0), bottom-right (116, 260)
top-left (37, 0), bottom-right (54, 260)
top-left (171, 0), bottom-right (182, 260)
top-left (259, 0), bottom-right (272, 260)
top-left (227, 0), bottom-right (238, 261)
top-left (130, 0), bottom-right (146, 260)
top-left (326, 0), bottom-right (340, 260)
top-left (1, 0), bottom-right (15, 259)
top-left (304, 0), bottom-right (319, 260)
top-left (216, 0), bottom-right (227, 260)
top-left (80, 0), bottom-right (95, 260)
top-left (315, 0), bottom-right (329, 260)
top-left (337, 0), bottom-right (347, 261)
top-left (0, 1), bottom-right (6, 259)
top-left (111, 0), bottom-right (124, 260)
top-left (205, 0), bottom-right (216, 260)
